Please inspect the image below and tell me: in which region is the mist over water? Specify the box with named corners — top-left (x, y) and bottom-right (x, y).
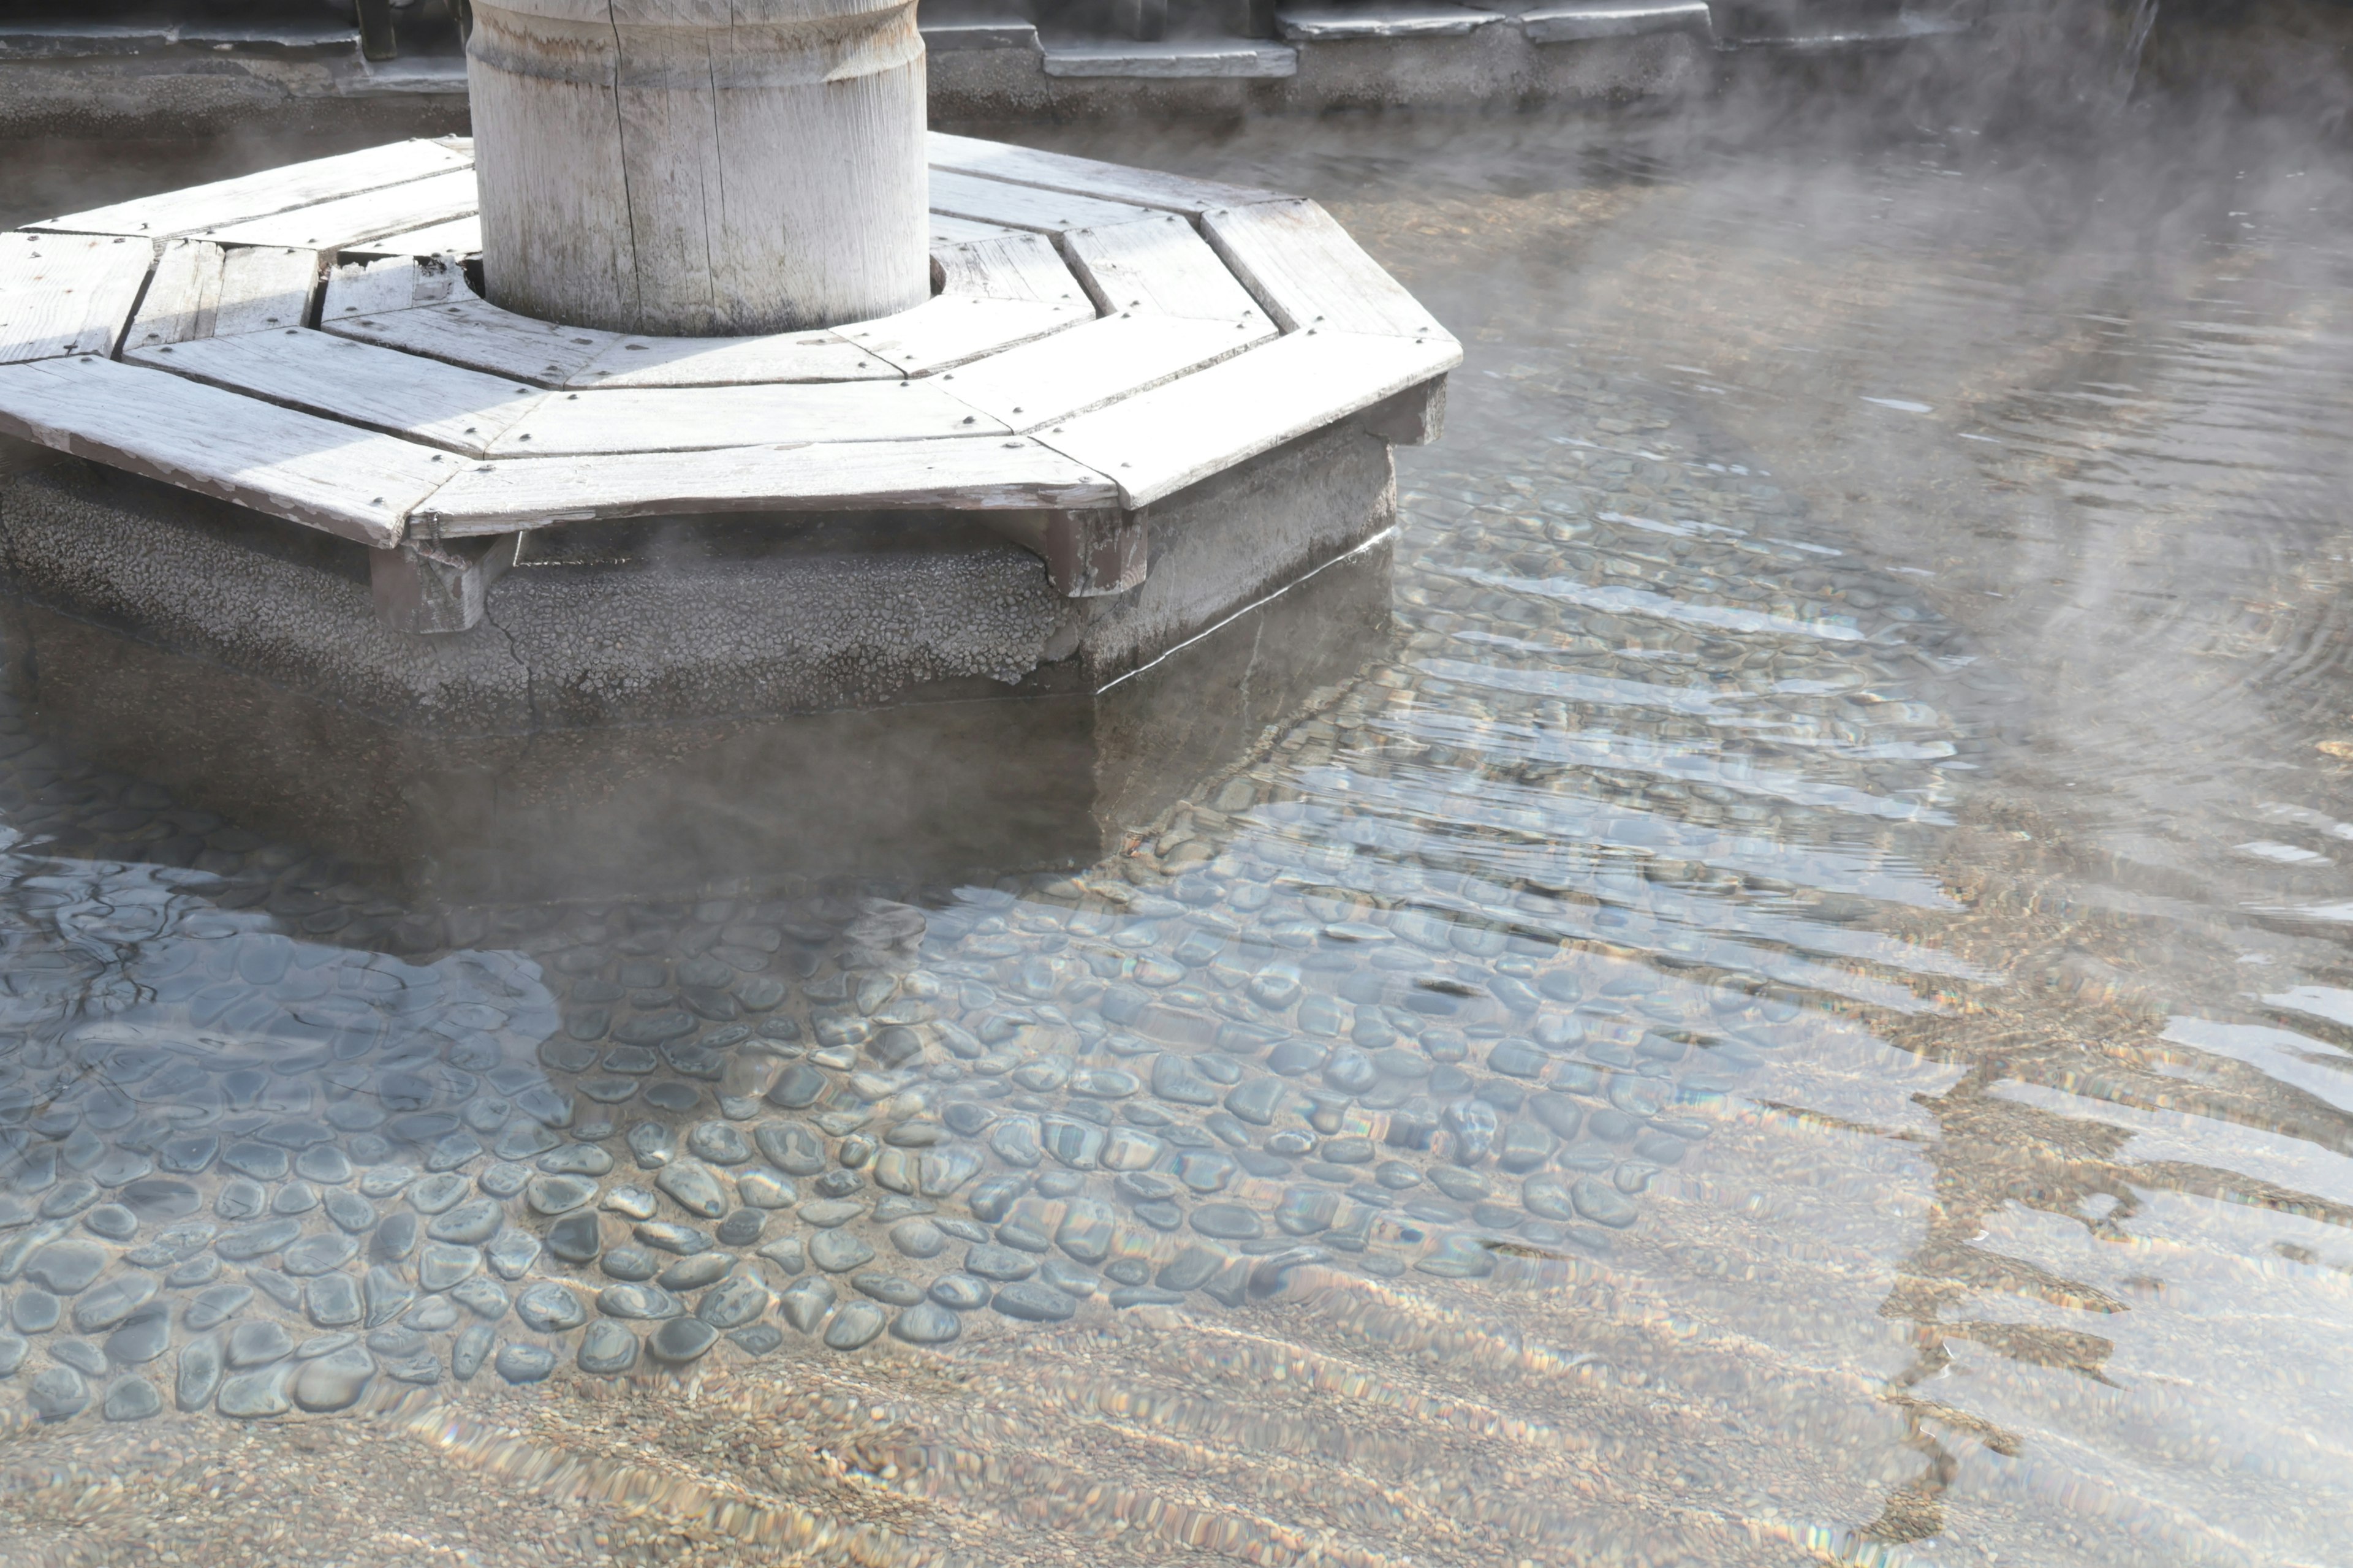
top-left (4, 9), bottom-right (2353, 1564)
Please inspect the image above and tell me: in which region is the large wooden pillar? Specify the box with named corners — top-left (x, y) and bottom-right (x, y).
top-left (465, 0), bottom-right (930, 337)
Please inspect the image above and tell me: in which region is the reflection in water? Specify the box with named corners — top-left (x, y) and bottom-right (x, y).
top-left (5, 61), bottom-right (2353, 1568)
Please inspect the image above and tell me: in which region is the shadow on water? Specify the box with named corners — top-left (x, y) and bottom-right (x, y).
top-left (3, 8), bottom-right (2353, 1562)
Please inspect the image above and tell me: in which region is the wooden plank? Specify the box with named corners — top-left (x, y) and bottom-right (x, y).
top-left (485, 381), bottom-right (1008, 457)
top-left (567, 331), bottom-right (902, 389)
top-left (31, 140), bottom-right (473, 241)
top-left (126, 242), bottom-right (320, 349)
top-left (833, 297), bottom-right (1089, 377)
top-left (936, 310), bottom-right (1274, 431)
top-left (1061, 215), bottom-right (1264, 320)
top-left (926, 131), bottom-right (1288, 215)
top-left (1200, 200), bottom-right (1450, 339)
top-left (0, 355), bottom-right (453, 548)
top-left (0, 232), bottom-right (153, 364)
top-left (1031, 328), bottom-right (1461, 507)
top-left (415, 437), bottom-right (1120, 535)
top-left (324, 294), bottom-right (626, 388)
top-left (936, 232), bottom-right (1089, 306)
top-left (126, 329), bottom-right (546, 458)
top-left (198, 169), bottom-right (480, 251)
top-left (930, 214), bottom-right (1023, 246)
top-left (321, 254), bottom-right (464, 320)
top-left (928, 170), bottom-right (1158, 235)
top-left (344, 213), bottom-right (484, 259)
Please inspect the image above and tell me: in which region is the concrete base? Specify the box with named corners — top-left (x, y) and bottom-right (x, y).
top-left (0, 422), bottom-right (1397, 903)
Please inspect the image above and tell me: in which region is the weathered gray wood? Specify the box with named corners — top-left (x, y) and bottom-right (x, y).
top-left (0, 355), bottom-right (454, 547)
top-left (197, 169), bottom-right (481, 251)
top-left (0, 233), bottom-right (154, 364)
top-left (934, 232), bottom-right (1093, 306)
top-left (980, 509), bottom-right (1150, 597)
top-left (29, 140), bottom-right (472, 240)
top-left (930, 215), bottom-right (1023, 246)
top-left (372, 534), bottom-right (518, 633)
top-left (928, 171), bottom-right (1159, 235)
top-left (834, 233), bottom-right (1094, 374)
top-left (486, 381), bottom-right (1009, 457)
top-left (126, 328), bottom-right (546, 458)
top-left (346, 214), bottom-right (485, 259)
top-left (1201, 200), bottom-right (1452, 339)
top-left (1273, 2), bottom-right (1499, 38)
top-left (927, 132), bottom-right (1289, 216)
top-left (1033, 328), bottom-right (1461, 506)
top-left (1061, 215), bottom-right (1265, 320)
top-left (324, 294), bottom-right (627, 387)
top-left (321, 254), bottom-right (466, 320)
top-left (937, 310), bottom-right (1273, 431)
top-left (567, 331), bottom-right (903, 390)
top-left (125, 241), bottom-right (320, 349)
top-left (1520, 0), bottom-right (1712, 44)
top-left (1357, 375), bottom-right (1447, 445)
top-left (415, 437), bottom-right (1120, 536)
top-left (468, 0), bottom-right (929, 336)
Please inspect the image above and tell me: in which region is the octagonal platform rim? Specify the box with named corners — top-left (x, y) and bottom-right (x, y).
top-left (0, 132), bottom-right (1460, 553)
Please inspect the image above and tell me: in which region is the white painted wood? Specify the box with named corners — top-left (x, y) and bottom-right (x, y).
top-left (927, 132), bottom-right (1288, 216)
top-left (126, 328), bottom-right (545, 458)
top-left (324, 294), bottom-right (627, 387)
top-left (1031, 328), bottom-right (1461, 506)
top-left (928, 170), bottom-right (1158, 235)
top-left (930, 215), bottom-right (1023, 246)
top-left (321, 254), bottom-right (464, 320)
top-left (1061, 215), bottom-right (1265, 320)
top-left (467, 0), bottom-right (930, 336)
top-left (197, 169), bottom-right (481, 251)
top-left (415, 437), bottom-right (1120, 535)
top-left (346, 214), bottom-right (485, 259)
top-left (126, 241), bottom-right (320, 349)
top-left (1274, 2), bottom-right (1500, 38)
top-left (0, 354), bottom-right (453, 547)
top-left (1201, 200), bottom-right (1452, 339)
top-left (0, 232), bottom-right (154, 364)
top-left (567, 332), bottom-right (903, 390)
top-left (936, 310), bottom-right (1274, 431)
top-left (486, 381), bottom-right (1007, 457)
top-left (28, 140), bottom-right (472, 240)
top-left (1040, 41), bottom-right (1298, 78)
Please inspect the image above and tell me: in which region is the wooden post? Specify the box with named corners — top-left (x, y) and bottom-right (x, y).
top-left (466, 0), bottom-right (931, 338)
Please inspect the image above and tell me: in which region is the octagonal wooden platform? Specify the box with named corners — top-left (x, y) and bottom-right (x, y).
top-left (0, 134), bottom-right (1457, 607)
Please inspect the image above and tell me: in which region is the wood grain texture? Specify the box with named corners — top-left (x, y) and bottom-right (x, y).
top-left (567, 331), bottom-right (903, 389)
top-left (321, 254), bottom-right (466, 320)
top-left (347, 214), bottom-right (485, 259)
top-left (198, 169), bottom-right (482, 251)
top-left (125, 241), bottom-right (320, 350)
top-left (126, 328), bottom-right (547, 458)
top-left (324, 294), bottom-right (627, 387)
top-left (0, 232), bottom-right (154, 364)
top-left (930, 215), bottom-right (1024, 246)
top-left (467, 0), bottom-right (930, 335)
top-left (414, 436), bottom-right (1120, 534)
top-left (926, 131), bottom-right (1287, 215)
top-left (936, 310), bottom-right (1273, 431)
top-left (928, 170), bottom-right (1157, 235)
top-left (1061, 214), bottom-right (1265, 320)
top-left (934, 232), bottom-right (1091, 306)
top-left (838, 297), bottom-right (1091, 376)
top-left (485, 379), bottom-right (1008, 456)
top-left (1032, 328), bottom-right (1461, 506)
top-left (0, 354), bottom-right (454, 547)
top-left (1201, 200), bottom-right (1453, 339)
top-left (28, 140), bottom-right (472, 241)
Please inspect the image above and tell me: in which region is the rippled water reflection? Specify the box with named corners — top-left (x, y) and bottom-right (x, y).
top-left (4, 77), bottom-right (2353, 1568)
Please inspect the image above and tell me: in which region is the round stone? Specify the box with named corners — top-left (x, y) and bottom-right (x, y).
top-left (778, 1278), bottom-right (835, 1333)
top-left (23, 1242), bottom-right (105, 1295)
top-left (1189, 1204), bottom-right (1264, 1241)
top-left (686, 1123), bottom-right (752, 1165)
top-left (305, 1274), bottom-right (364, 1328)
top-left (516, 1283), bottom-right (590, 1333)
top-left (371, 1211), bottom-right (422, 1262)
top-left (729, 1324), bottom-right (785, 1357)
top-left (649, 1316), bottom-right (719, 1363)
top-left (852, 1273), bottom-right (923, 1308)
top-left (1572, 1178), bottom-right (1638, 1229)
top-left (891, 1303), bottom-right (961, 1345)
top-left (990, 1282), bottom-right (1077, 1323)
top-left (634, 1222), bottom-right (711, 1256)
top-left (963, 1243), bottom-right (1036, 1282)
top-left (696, 1275), bottom-right (770, 1328)
top-left (820, 1302), bottom-right (886, 1351)
top-left (714, 1210), bottom-right (766, 1248)
top-left (283, 1234), bottom-right (360, 1276)
top-left (656, 1254), bottom-right (730, 1292)
top-left (495, 1343), bottom-right (557, 1384)
top-left (216, 1365), bottom-right (295, 1418)
top-left (734, 1169), bottom-right (797, 1209)
top-left (452, 1323), bottom-right (495, 1380)
top-left (217, 1219), bottom-right (303, 1262)
top-left (82, 1203), bottom-right (137, 1241)
top-left (544, 1213), bottom-right (602, 1265)
top-left (52, 1339), bottom-right (109, 1377)
top-left (890, 1220), bottom-right (945, 1259)
top-left (0, 1334), bottom-right (25, 1375)
top-left (486, 1229), bottom-right (543, 1279)
top-left (296, 1147), bottom-right (355, 1184)
top-left (10, 1292), bottom-right (58, 1334)
top-left (175, 1339), bottom-right (222, 1411)
top-left (928, 1273), bottom-right (991, 1311)
top-left (417, 1244), bottom-right (480, 1292)
top-left (808, 1230), bottom-right (876, 1273)
top-left (450, 1278), bottom-right (510, 1320)
top-left (428, 1200), bottom-right (502, 1245)
top-left (577, 1320), bottom-right (639, 1376)
top-left (227, 1319), bottom-right (295, 1368)
top-left (294, 1346), bottom-right (376, 1412)
top-left (71, 1273), bottom-right (157, 1334)
top-left (406, 1173), bottom-right (470, 1214)
top-left (599, 1246), bottom-right (657, 1281)
top-left (654, 1164), bottom-right (727, 1220)
top-left (29, 1367), bottom-right (89, 1422)
top-left (596, 1284), bottom-right (680, 1320)
top-left (103, 1375), bottom-right (162, 1422)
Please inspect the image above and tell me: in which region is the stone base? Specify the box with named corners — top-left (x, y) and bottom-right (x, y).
top-left (0, 423), bottom-right (1396, 903)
